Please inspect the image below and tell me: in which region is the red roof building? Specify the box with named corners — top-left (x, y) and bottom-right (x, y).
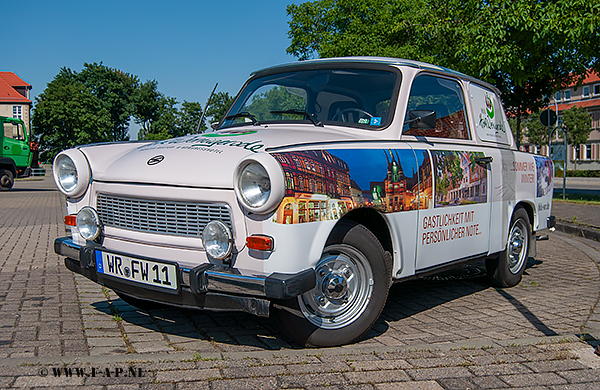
top-left (522, 70), bottom-right (600, 170)
top-left (0, 71), bottom-right (32, 126)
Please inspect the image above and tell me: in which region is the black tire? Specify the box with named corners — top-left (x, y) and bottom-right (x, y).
top-left (0, 169), bottom-right (14, 191)
top-left (486, 207), bottom-right (531, 288)
top-left (274, 221), bottom-right (389, 347)
top-left (115, 291), bottom-right (164, 311)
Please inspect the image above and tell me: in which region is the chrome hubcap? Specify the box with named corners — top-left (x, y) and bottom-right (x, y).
top-left (299, 245), bottom-right (374, 329)
top-left (508, 219), bottom-right (528, 274)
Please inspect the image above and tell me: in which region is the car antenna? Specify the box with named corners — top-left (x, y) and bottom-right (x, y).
top-left (196, 82), bottom-right (218, 133)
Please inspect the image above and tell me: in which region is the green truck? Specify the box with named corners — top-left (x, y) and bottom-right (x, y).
top-left (1, 116), bottom-right (32, 190)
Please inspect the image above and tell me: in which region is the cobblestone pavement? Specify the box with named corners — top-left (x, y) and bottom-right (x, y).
top-left (1, 177), bottom-right (600, 389)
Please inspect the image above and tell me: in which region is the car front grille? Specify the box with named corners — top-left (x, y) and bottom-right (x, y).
top-left (96, 194), bottom-right (232, 237)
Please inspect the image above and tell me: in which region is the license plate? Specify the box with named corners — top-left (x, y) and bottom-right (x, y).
top-left (95, 250), bottom-right (178, 290)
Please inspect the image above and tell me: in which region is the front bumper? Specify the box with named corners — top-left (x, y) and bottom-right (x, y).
top-left (55, 237), bottom-right (316, 317)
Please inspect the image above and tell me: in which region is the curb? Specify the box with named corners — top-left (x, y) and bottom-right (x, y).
top-left (554, 221), bottom-right (600, 242)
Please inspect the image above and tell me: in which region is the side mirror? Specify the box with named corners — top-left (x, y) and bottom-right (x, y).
top-left (405, 110), bottom-right (436, 129)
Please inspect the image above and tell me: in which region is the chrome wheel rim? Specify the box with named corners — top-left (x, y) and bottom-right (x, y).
top-left (299, 245), bottom-right (374, 330)
top-left (508, 219), bottom-right (528, 274)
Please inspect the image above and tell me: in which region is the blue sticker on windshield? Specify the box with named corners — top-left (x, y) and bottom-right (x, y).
top-left (370, 117), bottom-right (382, 126)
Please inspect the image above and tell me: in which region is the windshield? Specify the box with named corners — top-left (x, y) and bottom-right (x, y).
top-left (221, 68), bottom-right (399, 130)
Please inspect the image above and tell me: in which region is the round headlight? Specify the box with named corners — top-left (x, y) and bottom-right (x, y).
top-left (238, 162), bottom-right (271, 208)
top-left (234, 155), bottom-right (286, 214)
top-left (77, 206), bottom-right (101, 240)
top-left (202, 220), bottom-right (233, 260)
top-left (55, 154), bottom-right (78, 193)
top-left (53, 149), bottom-right (91, 197)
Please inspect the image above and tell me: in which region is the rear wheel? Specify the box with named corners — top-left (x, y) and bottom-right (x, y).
top-left (274, 221), bottom-right (389, 347)
top-left (486, 207), bottom-right (531, 287)
top-left (0, 169), bottom-right (14, 191)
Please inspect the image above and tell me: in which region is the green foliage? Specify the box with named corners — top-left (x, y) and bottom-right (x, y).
top-left (32, 62), bottom-right (209, 156)
top-left (566, 169), bottom-right (600, 178)
top-left (524, 110), bottom-right (549, 149)
top-left (77, 63), bottom-right (138, 142)
top-left (562, 105), bottom-right (592, 148)
top-left (177, 101), bottom-right (205, 134)
top-left (32, 68), bottom-right (112, 162)
top-left (562, 105), bottom-right (592, 170)
top-left (287, 0), bottom-right (600, 145)
top-left (203, 92), bottom-right (235, 128)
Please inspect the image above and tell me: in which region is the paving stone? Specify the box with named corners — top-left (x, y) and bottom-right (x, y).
top-left (500, 372), bottom-right (568, 387)
top-left (156, 369), bottom-right (222, 383)
top-left (344, 369), bottom-right (411, 384)
top-left (376, 381), bottom-right (444, 389)
top-left (406, 366), bottom-right (473, 381)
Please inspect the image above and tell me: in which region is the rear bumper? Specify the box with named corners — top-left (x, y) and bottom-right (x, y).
top-left (55, 237), bottom-right (316, 317)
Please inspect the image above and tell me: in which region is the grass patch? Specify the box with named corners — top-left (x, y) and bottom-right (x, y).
top-left (553, 193), bottom-right (600, 205)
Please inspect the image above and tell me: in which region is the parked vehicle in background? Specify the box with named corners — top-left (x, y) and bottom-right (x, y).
top-left (53, 57), bottom-right (555, 347)
top-left (1, 116), bottom-right (32, 190)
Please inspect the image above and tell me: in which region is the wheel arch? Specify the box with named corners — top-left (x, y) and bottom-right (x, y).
top-left (0, 158), bottom-right (17, 177)
top-left (514, 201), bottom-right (535, 234)
top-left (330, 208), bottom-right (393, 254)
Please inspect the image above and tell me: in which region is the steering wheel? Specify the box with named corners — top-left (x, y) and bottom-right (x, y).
top-left (332, 108), bottom-right (373, 123)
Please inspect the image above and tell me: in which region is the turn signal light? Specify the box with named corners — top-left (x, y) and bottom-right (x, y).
top-left (64, 215), bottom-right (77, 226)
top-left (246, 235), bottom-right (274, 251)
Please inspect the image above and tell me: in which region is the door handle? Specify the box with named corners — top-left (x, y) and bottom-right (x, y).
top-left (3, 146), bottom-right (8, 150)
top-left (473, 156), bottom-right (493, 167)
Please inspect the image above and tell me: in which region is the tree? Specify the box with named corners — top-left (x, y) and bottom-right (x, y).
top-left (562, 105), bottom-right (592, 170)
top-left (203, 92), bottom-right (234, 129)
top-left (32, 68), bottom-right (112, 163)
top-left (287, 0), bottom-right (600, 146)
top-left (524, 110), bottom-right (548, 150)
top-left (177, 101), bottom-right (204, 135)
top-left (77, 63), bottom-right (138, 141)
top-left (132, 80), bottom-right (163, 139)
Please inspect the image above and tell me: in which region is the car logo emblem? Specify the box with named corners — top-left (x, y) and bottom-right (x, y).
top-left (147, 155), bottom-right (164, 165)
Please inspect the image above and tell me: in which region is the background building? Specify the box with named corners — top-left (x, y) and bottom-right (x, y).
top-left (522, 71), bottom-right (600, 170)
top-left (0, 72), bottom-right (32, 126)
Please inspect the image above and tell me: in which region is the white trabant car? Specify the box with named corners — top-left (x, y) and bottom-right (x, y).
top-left (54, 57), bottom-right (555, 347)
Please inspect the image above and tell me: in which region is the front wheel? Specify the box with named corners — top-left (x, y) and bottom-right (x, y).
top-left (486, 207), bottom-right (531, 287)
top-left (0, 169), bottom-right (14, 191)
top-left (274, 222), bottom-right (389, 347)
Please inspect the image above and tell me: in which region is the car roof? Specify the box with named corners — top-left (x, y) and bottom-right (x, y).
top-left (252, 56), bottom-right (501, 95)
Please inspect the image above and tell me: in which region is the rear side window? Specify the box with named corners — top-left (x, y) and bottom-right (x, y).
top-left (403, 75), bottom-right (470, 140)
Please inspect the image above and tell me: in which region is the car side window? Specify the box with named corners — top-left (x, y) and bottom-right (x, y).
top-left (403, 75), bottom-right (470, 140)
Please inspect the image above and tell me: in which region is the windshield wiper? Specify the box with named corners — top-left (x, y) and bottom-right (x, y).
top-left (270, 110), bottom-right (323, 127)
top-left (224, 112), bottom-right (260, 125)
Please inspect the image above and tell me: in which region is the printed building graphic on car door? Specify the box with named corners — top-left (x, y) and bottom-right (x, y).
top-left (271, 149), bottom-right (432, 224)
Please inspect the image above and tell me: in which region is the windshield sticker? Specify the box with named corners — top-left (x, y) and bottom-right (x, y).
top-left (370, 117), bottom-right (382, 126)
top-left (358, 118), bottom-right (370, 125)
top-left (137, 135), bottom-right (265, 153)
top-left (270, 149), bottom-right (432, 224)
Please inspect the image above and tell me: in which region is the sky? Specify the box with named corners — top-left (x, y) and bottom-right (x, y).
top-left (1, 0), bottom-right (299, 139)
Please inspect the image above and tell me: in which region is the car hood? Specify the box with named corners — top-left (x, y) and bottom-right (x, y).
top-left (82, 126), bottom-right (368, 188)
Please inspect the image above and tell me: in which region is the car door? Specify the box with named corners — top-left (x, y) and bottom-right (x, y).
top-left (401, 73), bottom-right (492, 270)
top-left (3, 120), bottom-right (29, 167)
